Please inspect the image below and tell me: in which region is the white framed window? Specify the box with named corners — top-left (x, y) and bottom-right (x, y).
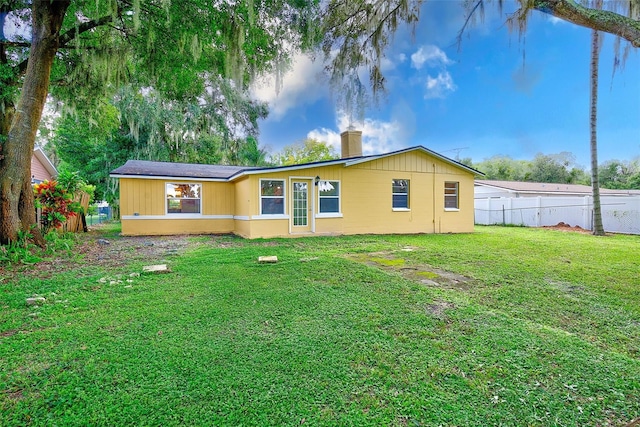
top-left (260, 179), bottom-right (285, 215)
top-left (392, 179), bottom-right (410, 209)
top-left (166, 183), bottom-right (201, 214)
top-left (318, 180), bottom-right (340, 214)
top-left (445, 182), bottom-right (459, 210)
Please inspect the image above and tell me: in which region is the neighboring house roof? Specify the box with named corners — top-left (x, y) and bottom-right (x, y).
top-left (475, 179), bottom-right (640, 196)
top-left (110, 146), bottom-right (484, 181)
top-left (32, 147), bottom-right (58, 181)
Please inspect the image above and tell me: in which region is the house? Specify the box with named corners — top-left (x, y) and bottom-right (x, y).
top-left (31, 147), bottom-right (58, 183)
top-left (475, 179), bottom-right (640, 199)
top-left (110, 130), bottom-right (482, 238)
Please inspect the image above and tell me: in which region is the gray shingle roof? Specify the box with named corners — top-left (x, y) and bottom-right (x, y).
top-left (111, 146), bottom-right (482, 180)
top-left (110, 160), bottom-right (253, 180)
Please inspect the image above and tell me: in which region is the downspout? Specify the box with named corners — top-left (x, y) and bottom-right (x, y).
top-left (312, 177), bottom-right (316, 233)
top-left (432, 163), bottom-right (436, 233)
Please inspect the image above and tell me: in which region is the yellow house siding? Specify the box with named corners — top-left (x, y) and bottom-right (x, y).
top-left (340, 169), bottom-right (434, 235)
top-left (120, 179), bottom-right (234, 216)
top-left (245, 219), bottom-right (290, 239)
top-left (233, 218), bottom-right (250, 238)
top-left (236, 165), bottom-right (345, 238)
top-left (352, 152), bottom-right (431, 173)
top-left (119, 178), bottom-right (236, 236)
top-left (234, 176), bottom-right (252, 218)
top-left (119, 178), bottom-right (165, 216)
top-left (433, 172), bottom-right (475, 233)
top-left (201, 182), bottom-right (235, 215)
top-left (122, 218), bottom-right (235, 236)
top-left (339, 151), bottom-right (475, 235)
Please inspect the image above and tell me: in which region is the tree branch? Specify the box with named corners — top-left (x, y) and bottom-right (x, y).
top-left (1, 41), bottom-right (31, 48)
top-left (534, 0), bottom-right (640, 47)
top-left (59, 14), bottom-right (116, 47)
top-left (10, 13), bottom-right (116, 83)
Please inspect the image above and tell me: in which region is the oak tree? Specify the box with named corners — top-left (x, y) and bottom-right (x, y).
top-left (0, 0), bottom-right (314, 244)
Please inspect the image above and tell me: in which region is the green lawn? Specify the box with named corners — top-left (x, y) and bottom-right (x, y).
top-left (1, 226), bottom-right (639, 426)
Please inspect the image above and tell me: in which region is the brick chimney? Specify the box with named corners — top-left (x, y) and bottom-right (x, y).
top-left (340, 129), bottom-right (363, 159)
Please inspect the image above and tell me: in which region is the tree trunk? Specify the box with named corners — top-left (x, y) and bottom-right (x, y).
top-left (589, 0), bottom-right (605, 236)
top-left (0, 0), bottom-right (70, 245)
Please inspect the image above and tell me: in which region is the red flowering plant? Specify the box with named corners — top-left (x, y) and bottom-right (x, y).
top-left (33, 180), bottom-right (82, 234)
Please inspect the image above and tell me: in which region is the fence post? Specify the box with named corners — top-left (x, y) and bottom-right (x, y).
top-left (582, 196), bottom-right (590, 230)
top-left (536, 196), bottom-right (542, 227)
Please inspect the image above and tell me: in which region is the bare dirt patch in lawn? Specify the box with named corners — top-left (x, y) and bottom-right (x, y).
top-left (2, 389), bottom-right (24, 402)
top-left (542, 222), bottom-right (592, 234)
top-left (424, 300), bottom-right (457, 318)
top-left (2, 225), bottom-right (245, 281)
top-left (346, 250), bottom-right (477, 291)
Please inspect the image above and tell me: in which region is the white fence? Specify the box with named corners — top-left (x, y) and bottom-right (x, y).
top-left (475, 196), bottom-right (640, 235)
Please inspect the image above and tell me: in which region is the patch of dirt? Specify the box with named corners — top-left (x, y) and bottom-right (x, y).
top-left (1, 224), bottom-right (244, 281)
top-left (346, 251), bottom-right (477, 291)
top-left (0, 329), bottom-right (18, 338)
top-left (542, 222), bottom-right (592, 234)
top-left (424, 300), bottom-right (456, 318)
top-left (2, 389), bottom-right (24, 402)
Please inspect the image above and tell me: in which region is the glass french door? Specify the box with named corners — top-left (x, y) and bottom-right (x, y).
top-left (291, 180), bottom-right (311, 232)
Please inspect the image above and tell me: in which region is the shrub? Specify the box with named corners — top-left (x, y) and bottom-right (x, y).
top-left (0, 228), bottom-right (41, 265)
top-left (33, 180), bottom-right (82, 234)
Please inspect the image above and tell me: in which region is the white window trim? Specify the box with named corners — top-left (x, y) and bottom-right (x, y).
top-left (392, 179), bottom-right (410, 210)
top-left (444, 181), bottom-right (459, 210)
top-left (123, 214), bottom-right (231, 220)
top-left (317, 179), bottom-right (341, 215)
top-left (259, 178), bottom-right (286, 216)
top-left (165, 182), bottom-right (202, 215)
top-left (251, 214), bottom-right (290, 220)
top-left (315, 213), bottom-right (343, 218)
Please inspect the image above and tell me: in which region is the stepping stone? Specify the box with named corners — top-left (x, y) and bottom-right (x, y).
top-left (142, 264), bottom-right (169, 273)
top-left (26, 297), bottom-right (46, 306)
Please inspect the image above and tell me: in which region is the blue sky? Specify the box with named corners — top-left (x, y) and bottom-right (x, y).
top-left (252, 1), bottom-right (640, 168)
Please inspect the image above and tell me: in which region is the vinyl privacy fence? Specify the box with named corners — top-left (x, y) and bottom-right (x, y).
top-left (475, 196), bottom-right (640, 235)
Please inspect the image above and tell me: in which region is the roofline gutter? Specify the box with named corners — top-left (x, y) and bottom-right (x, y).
top-left (109, 174), bottom-right (229, 182)
top-left (227, 158), bottom-right (351, 181)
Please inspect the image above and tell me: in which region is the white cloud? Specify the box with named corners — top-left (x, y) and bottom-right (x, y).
top-left (307, 127), bottom-right (342, 150)
top-left (381, 52), bottom-right (409, 72)
top-left (409, 45), bottom-right (457, 99)
top-left (380, 57), bottom-right (396, 72)
top-left (3, 9), bottom-right (31, 41)
top-left (251, 53), bottom-right (328, 120)
top-left (307, 111), bottom-right (406, 155)
top-left (410, 45), bottom-right (453, 69)
top-left (424, 71), bottom-right (457, 99)
top-left (548, 16), bottom-right (565, 25)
